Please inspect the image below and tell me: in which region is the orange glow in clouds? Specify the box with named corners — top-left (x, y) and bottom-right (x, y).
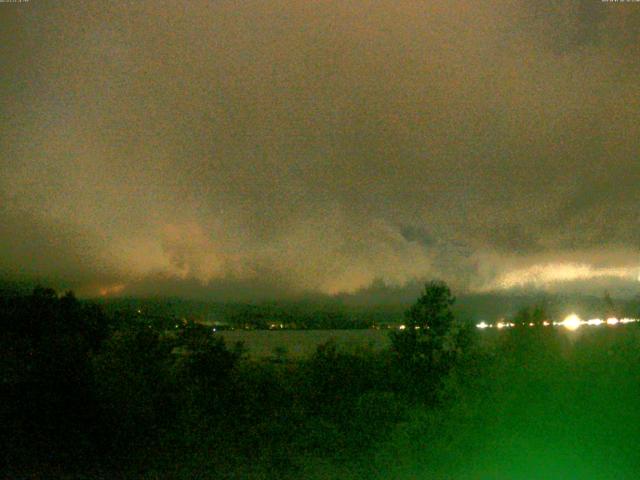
top-left (98, 284), bottom-right (126, 297)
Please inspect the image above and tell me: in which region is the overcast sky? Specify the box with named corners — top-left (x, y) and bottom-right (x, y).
top-left (1, 1), bottom-right (639, 299)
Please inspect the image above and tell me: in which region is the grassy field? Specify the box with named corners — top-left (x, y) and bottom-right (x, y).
top-left (371, 326), bottom-right (640, 479)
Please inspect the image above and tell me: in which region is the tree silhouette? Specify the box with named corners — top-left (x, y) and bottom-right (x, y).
top-left (390, 281), bottom-right (470, 402)
top-left (405, 280), bottom-right (455, 337)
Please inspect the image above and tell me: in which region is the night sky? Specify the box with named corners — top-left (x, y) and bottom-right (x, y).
top-left (1, 1), bottom-right (639, 299)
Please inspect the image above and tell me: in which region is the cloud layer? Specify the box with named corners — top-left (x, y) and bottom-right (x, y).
top-left (1, 1), bottom-right (639, 298)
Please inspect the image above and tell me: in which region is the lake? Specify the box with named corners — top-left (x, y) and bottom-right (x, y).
top-left (214, 329), bottom-right (393, 358)
top-left (213, 323), bottom-right (638, 359)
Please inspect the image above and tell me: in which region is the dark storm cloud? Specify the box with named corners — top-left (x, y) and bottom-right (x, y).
top-left (399, 226), bottom-right (436, 249)
top-left (1, 1), bottom-right (638, 298)
top-left (0, 202), bottom-right (122, 288)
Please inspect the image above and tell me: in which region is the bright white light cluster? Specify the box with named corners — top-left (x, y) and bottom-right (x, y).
top-left (560, 314), bottom-right (582, 331)
top-left (476, 314), bottom-right (640, 330)
top-left (476, 321), bottom-right (516, 329)
top-left (558, 314), bottom-right (640, 331)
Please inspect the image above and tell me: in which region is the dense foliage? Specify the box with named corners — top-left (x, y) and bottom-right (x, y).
top-left (12, 283), bottom-right (640, 478)
top-left (1, 282), bottom-right (477, 478)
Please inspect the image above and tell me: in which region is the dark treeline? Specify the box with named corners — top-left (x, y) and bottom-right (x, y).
top-left (1, 281), bottom-right (484, 478)
top-left (100, 298), bottom-right (405, 330)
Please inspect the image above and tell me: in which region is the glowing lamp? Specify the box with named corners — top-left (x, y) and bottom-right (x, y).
top-left (562, 314), bottom-right (582, 331)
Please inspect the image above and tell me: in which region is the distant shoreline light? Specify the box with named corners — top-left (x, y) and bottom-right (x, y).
top-left (475, 314), bottom-right (639, 330)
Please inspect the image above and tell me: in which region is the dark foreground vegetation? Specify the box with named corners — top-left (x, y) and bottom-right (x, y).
top-left (4, 283), bottom-right (640, 478)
